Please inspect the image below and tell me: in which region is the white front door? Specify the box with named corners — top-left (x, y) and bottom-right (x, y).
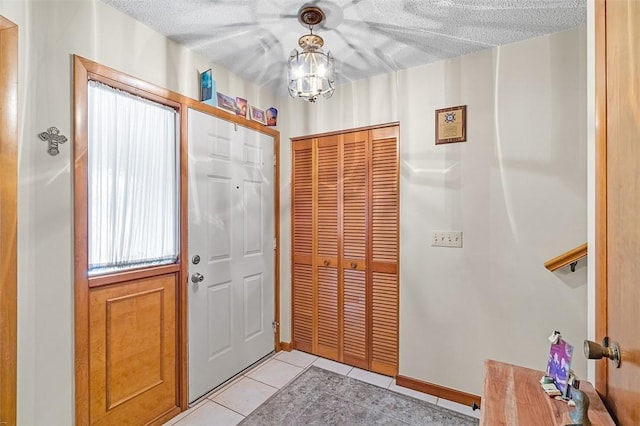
top-left (187, 108), bottom-right (275, 402)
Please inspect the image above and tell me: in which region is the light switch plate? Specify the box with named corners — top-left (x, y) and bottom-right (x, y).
top-left (432, 231), bottom-right (463, 247)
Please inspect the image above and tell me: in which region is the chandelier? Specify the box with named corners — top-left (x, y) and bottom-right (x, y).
top-left (287, 5), bottom-right (336, 102)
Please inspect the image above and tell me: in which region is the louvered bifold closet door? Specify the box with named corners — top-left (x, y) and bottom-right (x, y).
top-left (315, 136), bottom-right (340, 360)
top-left (292, 140), bottom-right (313, 353)
top-left (341, 131), bottom-right (369, 369)
top-left (292, 125), bottom-right (399, 375)
top-left (369, 126), bottom-right (399, 376)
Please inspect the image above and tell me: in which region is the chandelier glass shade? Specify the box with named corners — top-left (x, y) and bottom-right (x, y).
top-left (287, 6), bottom-right (335, 102)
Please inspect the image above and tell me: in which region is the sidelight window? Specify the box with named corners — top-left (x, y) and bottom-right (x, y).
top-left (87, 81), bottom-right (179, 275)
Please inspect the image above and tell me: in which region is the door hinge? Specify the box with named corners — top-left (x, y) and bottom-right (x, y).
top-left (273, 154), bottom-right (276, 166)
top-left (273, 238), bottom-right (277, 250)
top-left (272, 320), bottom-right (279, 334)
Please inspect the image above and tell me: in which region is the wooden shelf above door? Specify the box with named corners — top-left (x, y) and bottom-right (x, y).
top-left (544, 243), bottom-right (587, 272)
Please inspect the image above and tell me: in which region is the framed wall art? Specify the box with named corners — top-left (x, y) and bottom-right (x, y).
top-left (435, 105), bottom-right (467, 145)
top-left (235, 97), bottom-right (248, 118)
top-left (250, 105), bottom-right (266, 125)
top-left (546, 337), bottom-right (574, 397)
top-left (200, 69), bottom-right (217, 106)
top-left (200, 69), bottom-right (213, 101)
top-left (216, 92), bottom-right (237, 113)
top-left (266, 107), bottom-right (277, 126)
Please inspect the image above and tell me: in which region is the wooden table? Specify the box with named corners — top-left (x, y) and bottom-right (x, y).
top-left (480, 360), bottom-right (615, 425)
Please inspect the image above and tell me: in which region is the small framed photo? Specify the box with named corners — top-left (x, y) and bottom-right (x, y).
top-left (546, 337), bottom-right (574, 397)
top-left (266, 107), bottom-right (278, 126)
top-left (200, 69), bottom-right (213, 101)
top-left (216, 92), bottom-right (237, 113)
top-left (435, 105), bottom-right (466, 145)
top-left (250, 105), bottom-right (266, 125)
top-left (235, 97), bottom-right (248, 118)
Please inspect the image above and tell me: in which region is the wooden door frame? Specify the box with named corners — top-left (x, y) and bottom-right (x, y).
top-left (594, 0), bottom-right (608, 398)
top-left (73, 56), bottom-right (281, 422)
top-left (0, 15), bottom-right (18, 426)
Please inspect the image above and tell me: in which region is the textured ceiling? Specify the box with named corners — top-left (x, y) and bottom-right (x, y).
top-left (100, 0), bottom-right (586, 97)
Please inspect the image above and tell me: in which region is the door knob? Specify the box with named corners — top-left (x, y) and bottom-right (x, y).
top-left (583, 337), bottom-right (621, 368)
top-left (191, 272), bottom-right (204, 284)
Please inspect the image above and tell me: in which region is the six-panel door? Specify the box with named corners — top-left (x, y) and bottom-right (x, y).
top-left (187, 108), bottom-right (275, 402)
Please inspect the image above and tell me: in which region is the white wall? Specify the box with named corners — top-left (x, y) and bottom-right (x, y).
top-left (279, 26), bottom-right (588, 396)
top-left (0, 1), bottom-right (277, 424)
top-left (0, 0), bottom-right (588, 419)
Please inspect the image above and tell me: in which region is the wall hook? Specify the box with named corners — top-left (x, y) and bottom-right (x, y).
top-left (570, 261), bottom-right (578, 272)
top-left (39, 126), bottom-right (67, 156)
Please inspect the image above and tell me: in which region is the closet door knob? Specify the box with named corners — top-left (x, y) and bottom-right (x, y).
top-left (323, 260), bottom-right (329, 266)
top-left (351, 262), bottom-right (357, 269)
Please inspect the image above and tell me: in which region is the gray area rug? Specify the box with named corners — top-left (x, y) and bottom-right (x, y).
top-left (240, 366), bottom-right (479, 425)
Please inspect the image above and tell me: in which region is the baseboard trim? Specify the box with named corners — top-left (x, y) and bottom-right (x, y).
top-left (279, 341), bottom-right (293, 352)
top-left (395, 375), bottom-right (481, 408)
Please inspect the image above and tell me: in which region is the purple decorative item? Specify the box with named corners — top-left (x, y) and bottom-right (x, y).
top-left (266, 107), bottom-right (277, 126)
top-left (236, 97), bottom-right (248, 118)
top-left (546, 338), bottom-right (574, 397)
top-left (249, 105), bottom-right (266, 125)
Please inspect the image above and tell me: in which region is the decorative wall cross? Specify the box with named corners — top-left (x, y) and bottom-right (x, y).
top-left (39, 127), bottom-right (67, 156)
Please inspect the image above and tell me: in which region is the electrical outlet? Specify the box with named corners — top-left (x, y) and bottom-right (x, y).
top-left (449, 231), bottom-right (462, 248)
top-left (432, 232), bottom-right (442, 246)
top-left (431, 231), bottom-right (463, 248)
top-left (432, 231), bottom-right (445, 247)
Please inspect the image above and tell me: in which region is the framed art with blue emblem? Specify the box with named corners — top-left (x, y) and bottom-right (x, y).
top-left (435, 105), bottom-right (466, 144)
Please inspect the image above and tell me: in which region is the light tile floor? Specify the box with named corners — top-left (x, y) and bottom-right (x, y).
top-left (164, 350), bottom-right (480, 425)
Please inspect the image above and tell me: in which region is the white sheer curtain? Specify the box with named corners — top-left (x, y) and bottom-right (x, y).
top-left (88, 80), bottom-right (179, 274)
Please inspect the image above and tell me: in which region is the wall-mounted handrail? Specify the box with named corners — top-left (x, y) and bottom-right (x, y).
top-left (544, 243), bottom-right (588, 272)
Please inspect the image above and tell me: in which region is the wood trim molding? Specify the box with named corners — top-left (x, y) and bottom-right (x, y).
top-left (88, 264), bottom-right (181, 288)
top-left (290, 121), bottom-right (400, 142)
top-left (594, 0), bottom-right (608, 397)
top-left (179, 79), bottom-right (190, 411)
top-left (73, 55), bottom-right (91, 426)
top-left (279, 342), bottom-right (293, 352)
top-left (183, 97), bottom-right (279, 138)
top-left (0, 15), bottom-right (18, 426)
top-left (274, 132), bottom-right (281, 352)
top-left (395, 375), bottom-right (481, 409)
top-left (77, 57), bottom-right (280, 139)
top-left (543, 243), bottom-right (588, 272)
